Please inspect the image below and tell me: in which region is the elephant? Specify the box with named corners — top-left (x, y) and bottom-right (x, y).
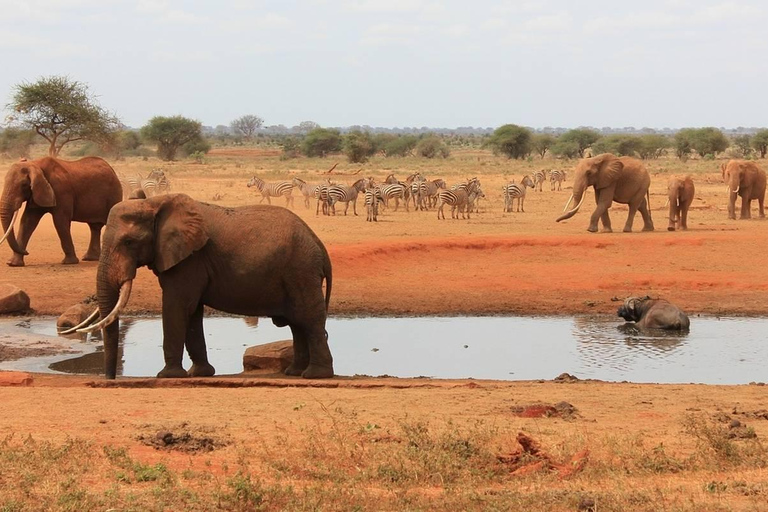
top-left (556, 154), bottom-right (654, 233)
top-left (617, 296), bottom-right (690, 331)
top-left (0, 157), bottom-right (122, 267)
top-left (78, 193), bottom-right (334, 380)
top-left (721, 160), bottom-right (765, 220)
top-left (666, 176), bottom-right (695, 231)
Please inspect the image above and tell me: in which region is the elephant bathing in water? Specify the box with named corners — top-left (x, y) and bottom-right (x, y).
top-left (617, 297), bottom-right (690, 331)
top-left (721, 160), bottom-right (765, 220)
top-left (77, 193), bottom-right (334, 380)
top-left (1, 157), bottom-right (123, 266)
top-left (556, 154), bottom-right (654, 233)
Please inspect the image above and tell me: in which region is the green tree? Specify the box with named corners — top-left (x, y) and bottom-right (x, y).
top-left (0, 128), bottom-right (36, 158)
top-left (751, 129), bottom-right (768, 158)
top-left (230, 114), bottom-right (263, 139)
top-left (343, 131), bottom-right (377, 163)
top-left (592, 135), bottom-right (642, 157)
top-left (280, 136), bottom-right (301, 160)
top-left (674, 129), bottom-right (696, 160)
top-left (559, 128), bottom-right (601, 158)
top-left (6, 76), bottom-right (121, 156)
top-left (140, 115), bottom-right (205, 161)
top-left (302, 128), bottom-right (341, 157)
top-left (532, 133), bottom-right (556, 158)
top-left (486, 124), bottom-right (532, 159)
top-left (550, 140), bottom-right (581, 159)
top-left (415, 135), bottom-right (450, 159)
top-left (382, 135), bottom-right (418, 157)
top-left (689, 127), bottom-right (728, 157)
top-left (637, 134), bottom-right (670, 160)
top-left (732, 134), bottom-right (752, 158)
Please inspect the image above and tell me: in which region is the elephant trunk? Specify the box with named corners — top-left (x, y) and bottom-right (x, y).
top-left (0, 196), bottom-right (26, 255)
top-left (556, 187), bottom-right (586, 222)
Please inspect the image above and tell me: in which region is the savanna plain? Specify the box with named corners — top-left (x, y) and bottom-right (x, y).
top-left (1, 148), bottom-right (767, 511)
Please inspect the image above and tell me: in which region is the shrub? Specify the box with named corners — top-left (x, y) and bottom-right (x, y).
top-left (302, 128), bottom-right (341, 157)
top-left (0, 128), bottom-right (36, 158)
top-left (415, 135), bottom-right (450, 159)
top-left (343, 131), bottom-right (377, 163)
top-left (559, 128), bottom-right (601, 158)
top-left (383, 135), bottom-right (418, 157)
top-left (486, 124), bottom-right (532, 159)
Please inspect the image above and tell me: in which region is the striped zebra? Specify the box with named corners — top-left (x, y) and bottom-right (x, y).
top-left (247, 176), bottom-right (294, 208)
top-left (549, 169), bottom-right (567, 191)
top-left (417, 178), bottom-right (447, 210)
top-left (119, 174), bottom-right (143, 199)
top-left (436, 179), bottom-right (481, 220)
top-left (315, 180), bottom-right (334, 216)
top-left (364, 187), bottom-right (384, 222)
top-left (503, 175), bottom-right (535, 212)
top-left (327, 178), bottom-right (368, 216)
top-left (530, 170), bottom-right (546, 192)
top-left (378, 183), bottom-right (410, 212)
top-left (292, 177), bottom-right (318, 209)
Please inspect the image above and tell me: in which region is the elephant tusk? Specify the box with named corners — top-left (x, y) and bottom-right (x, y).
top-left (58, 308), bottom-right (100, 335)
top-left (664, 198), bottom-right (670, 208)
top-left (564, 193), bottom-right (586, 216)
top-left (733, 186), bottom-right (740, 194)
top-left (562, 194), bottom-right (574, 213)
top-left (78, 281), bottom-right (133, 334)
top-left (0, 210), bottom-right (19, 247)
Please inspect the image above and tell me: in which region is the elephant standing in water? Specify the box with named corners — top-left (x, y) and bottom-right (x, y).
top-left (667, 176), bottom-right (695, 231)
top-left (0, 157), bottom-right (122, 266)
top-left (556, 154), bottom-right (654, 233)
top-left (79, 193), bottom-right (334, 380)
top-left (721, 160), bottom-right (765, 220)
top-left (617, 297), bottom-right (690, 331)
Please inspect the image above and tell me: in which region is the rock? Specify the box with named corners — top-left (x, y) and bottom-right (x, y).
top-left (243, 340), bottom-right (294, 373)
top-left (56, 303), bottom-right (94, 330)
top-left (0, 371), bottom-right (33, 386)
top-left (0, 284), bottom-right (30, 314)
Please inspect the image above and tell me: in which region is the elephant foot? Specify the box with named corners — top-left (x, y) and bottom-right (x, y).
top-left (642, 225), bottom-right (655, 232)
top-left (622, 227), bottom-right (632, 233)
top-left (61, 255), bottom-right (80, 265)
top-left (587, 226), bottom-right (599, 233)
top-left (81, 252), bottom-right (100, 261)
top-left (156, 365), bottom-right (189, 378)
top-left (667, 226), bottom-right (676, 232)
top-left (602, 227), bottom-right (614, 233)
top-left (284, 361), bottom-right (308, 376)
top-left (188, 362), bottom-right (216, 377)
top-left (7, 254), bottom-right (25, 267)
top-left (301, 364), bottom-right (334, 379)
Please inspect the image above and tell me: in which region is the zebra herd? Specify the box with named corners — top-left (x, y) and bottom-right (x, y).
top-left (243, 168), bottom-right (567, 221)
top-left (119, 169), bottom-right (171, 199)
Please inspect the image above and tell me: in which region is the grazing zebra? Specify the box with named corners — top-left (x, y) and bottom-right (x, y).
top-left (530, 170), bottom-right (546, 192)
top-left (292, 177), bottom-right (318, 209)
top-left (436, 180), bottom-right (481, 220)
top-left (503, 175), bottom-right (535, 212)
top-left (327, 178), bottom-right (368, 216)
top-left (417, 178), bottom-right (447, 210)
top-left (378, 183), bottom-right (410, 212)
top-left (549, 169), bottom-right (567, 191)
top-left (247, 176), bottom-right (294, 208)
top-left (364, 187), bottom-right (384, 222)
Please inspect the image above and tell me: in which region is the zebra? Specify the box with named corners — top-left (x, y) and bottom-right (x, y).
top-left (292, 177), bottom-right (318, 209)
top-left (119, 174), bottom-right (143, 199)
top-left (140, 177), bottom-right (163, 197)
top-left (436, 179), bottom-right (481, 220)
top-left (417, 178), bottom-right (447, 210)
top-left (530, 170), bottom-right (546, 192)
top-left (378, 183), bottom-right (410, 212)
top-left (315, 179), bottom-right (335, 216)
top-left (549, 169), bottom-right (567, 191)
top-left (364, 187), bottom-right (384, 222)
top-left (503, 175), bottom-right (535, 212)
top-left (327, 178), bottom-right (368, 216)
top-left (247, 176), bottom-right (294, 208)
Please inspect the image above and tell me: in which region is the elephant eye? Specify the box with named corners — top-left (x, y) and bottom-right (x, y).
top-left (123, 238), bottom-right (133, 247)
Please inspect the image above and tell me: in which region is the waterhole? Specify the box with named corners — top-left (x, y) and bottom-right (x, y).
top-left (0, 316), bottom-right (766, 384)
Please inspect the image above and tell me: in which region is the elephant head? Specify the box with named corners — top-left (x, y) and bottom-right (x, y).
top-left (83, 194), bottom-right (209, 378)
top-left (0, 159), bottom-right (57, 254)
top-left (722, 160), bottom-right (748, 219)
top-left (556, 154), bottom-right (623, 222)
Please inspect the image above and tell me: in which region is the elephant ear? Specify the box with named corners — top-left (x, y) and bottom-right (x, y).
top-left (30, 166), bottom-right (56, 207)
top-left (152, 194), bottom-right (209, 273)
top-left (596, 155), bottom-right (623, 189)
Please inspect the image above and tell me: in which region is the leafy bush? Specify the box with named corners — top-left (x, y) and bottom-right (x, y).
top-left (751, 129), bottom-right (768, 158)
top-left (637, 134), bottom-right (671, 159)
top-left (280, 136), bottom-right (301, 160)
top-left (550, 140), bottom-right (581, 159)
top-left (141, 116), bottom-right (205, 161)
top-left (592, 135), bottom-right (642, 157)
top-left (532, 133), bottom-right (556, 158)
top-left (343, 131), bottom-right (377, 163)
top-left (0, 128), bottom-right (36, 158)
top-left (182, 137), bottom-right (212, 157)
top-left (302, 128), bottom-right (341, 157)
top-left (559, 128), bottom-right (601, 158)
top-left (415, 135), bottom-right (450, 159)
top-left (486, 124), bottom-right (532, 159)
top-left (383, 135), bottom-right (418, 157)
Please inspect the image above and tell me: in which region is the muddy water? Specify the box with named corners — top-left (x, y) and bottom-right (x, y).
top-left (2, 316), bottom-right (767, 384)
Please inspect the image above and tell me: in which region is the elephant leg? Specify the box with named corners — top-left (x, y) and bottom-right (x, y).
top-left (51, 213), bottom-right (79, 264)
top-left (156, 273), bottom-right (206, 378)
top-left (759, 195), bottom-right (765, 219)
top-left (638, 197), bottom-right (654, 231)
top-left (680, 202), bottom-right (690, 230)
top-left (741, 197), bottom-right (751, 219)
top-left (186, 303), bottom-right (215, 377)
top-left (8, 208), bottom-right (45, 267)
top-left (286, 323), bottom-right (310, 376)
top-left (589, 193), bottom-right (611, 233)
top-left (82, 223), bottom-right (103, 261)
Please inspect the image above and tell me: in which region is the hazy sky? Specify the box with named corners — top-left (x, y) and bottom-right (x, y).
top-left (1, 0), bottom-right (767, 129)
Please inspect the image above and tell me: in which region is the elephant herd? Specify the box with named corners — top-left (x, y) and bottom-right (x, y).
top-left (1, 153), bottom-right (759, 378)
top-left (555, 153), bottom-right (766, 232)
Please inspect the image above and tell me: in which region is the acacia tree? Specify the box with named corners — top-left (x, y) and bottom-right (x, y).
top-left (6, 76), bottom-right (120, 156)
top-left (559, 128), bottom-right (601, 158)
top-left (486, 124), bottom-right (532, 159)
top-left (532, 133), bottom-right (556, 158)
top-left (343, 131), bottom-right (377, 163)
top-left (230, 114), bottom-right (264, 139)
top-left (140, 115), bottom-right (205, 161)
top-left (732, 135), bottom-right (752, 158)
top-left (751, 130), bottom-right (768, 158)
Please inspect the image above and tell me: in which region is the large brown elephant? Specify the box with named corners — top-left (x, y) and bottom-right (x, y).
top-left (721, 160), bottom-right (765, 220)
top-left (667, 176), bottom-right (695, 231)
top-left (78, 193), bottom-right (334, 380)
top-left (0, 157), bottom-right (122, 266)
top-left (556, 154), bottom-right (654, 232)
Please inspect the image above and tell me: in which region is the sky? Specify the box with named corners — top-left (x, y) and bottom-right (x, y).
top-left (1, 0), bottom-right (767, 129)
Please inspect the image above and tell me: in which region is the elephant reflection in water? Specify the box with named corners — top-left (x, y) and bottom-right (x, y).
top-left (52, 319), bottom-right (135, 376)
